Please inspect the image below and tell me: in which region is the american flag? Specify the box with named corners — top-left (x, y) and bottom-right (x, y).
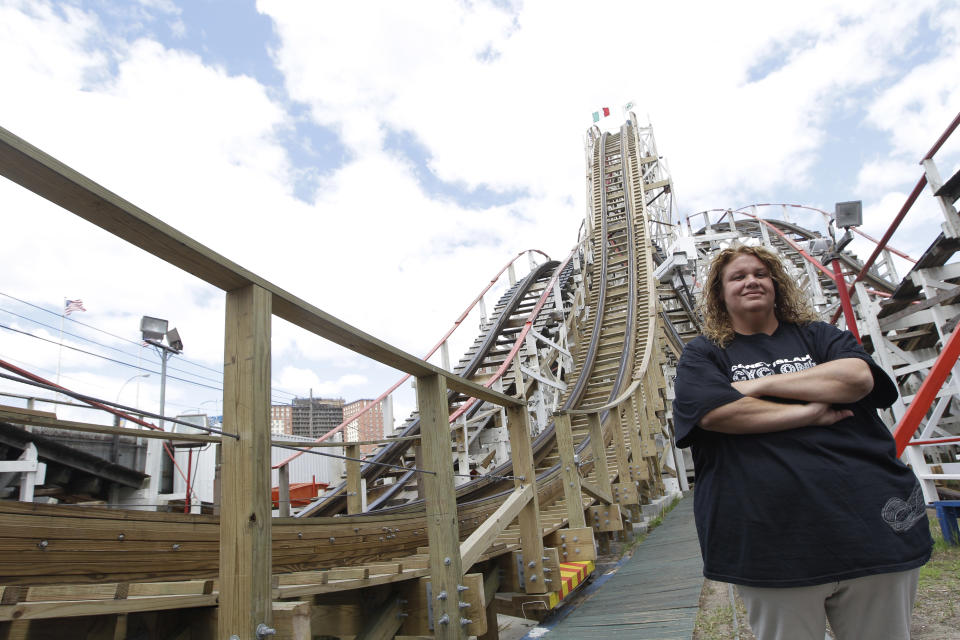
top-left (64, 299), bottom-right (86, 315)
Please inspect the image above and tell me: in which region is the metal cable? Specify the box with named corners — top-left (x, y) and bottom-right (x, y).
top-left (0, 371), bottom-right (239, 439)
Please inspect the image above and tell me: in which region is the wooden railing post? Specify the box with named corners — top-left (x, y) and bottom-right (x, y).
top-left (346, 443), bottom-right (362, 515)
top-left (219, 284), bottom-right (272, 640)
top-left (505, 402), bottom-right (547, 595)
top-left (277, 464), bottom-right (291, 517)
top-left (416, 373), bottom-right (464, 639)
top-left (554, 412), bottom-right (586, 528)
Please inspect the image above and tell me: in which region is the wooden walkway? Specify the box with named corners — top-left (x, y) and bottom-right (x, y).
top-left (540, 494), bottom-right (703, 639)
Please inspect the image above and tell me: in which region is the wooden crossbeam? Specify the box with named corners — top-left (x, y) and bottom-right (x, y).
top-left (579, 479), bottom-right (613, 506)
top-left (0, 406), bottom-right (221, 443)
top-left (0, 594), bottom-right (217, 622)
top-left (459, 484), bottom-right (533, 571)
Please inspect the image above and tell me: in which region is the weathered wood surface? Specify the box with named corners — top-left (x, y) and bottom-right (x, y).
top-left (545, 494), bottom-right (701, 640)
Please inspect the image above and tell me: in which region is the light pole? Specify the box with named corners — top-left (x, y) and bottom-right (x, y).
top-left (139, 316), bottom-right (183, 433)
top-left (135, 316), bottom-right (184, 508)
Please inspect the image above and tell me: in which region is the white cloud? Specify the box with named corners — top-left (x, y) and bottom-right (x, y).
top-left (275, 366), bottom-right (367, 398)
top-left (855, 159), bottom-right (920, 195)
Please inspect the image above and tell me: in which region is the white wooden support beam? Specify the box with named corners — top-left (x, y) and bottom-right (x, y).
top-left (0, 443), bottom-right (46, 502)
top-left (923, 158), bottom-right (960, 239)
top-left (529, 329), bottom-right (571, 357)
top-left (381, 394), bottom-right (394, 436)
top-left (219, 283), bottom-right (273, 639)
top-left (416, 373), bottom-right (464, 640)
top-left (518, 365), bottom-right (566, 391)
top-left (440, 341), bottom-right (451, 372)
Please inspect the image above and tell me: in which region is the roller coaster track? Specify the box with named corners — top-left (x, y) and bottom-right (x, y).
top-left (300, 120), bottom-right (667, 528)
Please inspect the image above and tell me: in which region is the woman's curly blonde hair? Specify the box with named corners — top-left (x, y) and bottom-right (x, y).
top-left (700, 244), bottom-right (819, 347)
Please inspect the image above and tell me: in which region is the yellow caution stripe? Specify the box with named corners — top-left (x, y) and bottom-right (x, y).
top-left (556, 560), bottom-right (594, 601)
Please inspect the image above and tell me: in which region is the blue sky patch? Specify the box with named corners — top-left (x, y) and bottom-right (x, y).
top-left (383, 128), bottom-right (528, 209)
top-left (746, 31), bottom-right (818, 84)
top-left (65, 0), bottom-right (351, 203)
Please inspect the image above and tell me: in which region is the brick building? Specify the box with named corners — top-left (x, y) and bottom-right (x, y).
top-left (343, 399), bottom-right (384, 453)
top-left (270, 404), bottom-right (293, 436)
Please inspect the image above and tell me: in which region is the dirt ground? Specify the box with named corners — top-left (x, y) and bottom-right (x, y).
top-left (693, 512), bottom-right (960, 639)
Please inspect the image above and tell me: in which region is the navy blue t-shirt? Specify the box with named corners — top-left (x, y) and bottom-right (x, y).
top-left (673, 321), bottom-right (932, 587)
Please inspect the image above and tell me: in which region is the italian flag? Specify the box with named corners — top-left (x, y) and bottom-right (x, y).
top-left (592, 107), bottom-right (610, 123)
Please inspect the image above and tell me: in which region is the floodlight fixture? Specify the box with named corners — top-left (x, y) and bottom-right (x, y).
top-left (140, 316), bottom-right (168, 342)
top-left (166, 327), bottom-right (183, 352)
top-left (835, 200), bottom-right (863, 229)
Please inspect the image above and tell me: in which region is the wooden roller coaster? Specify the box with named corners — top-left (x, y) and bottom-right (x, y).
top-left (2, 109), bottom-right (959, 640)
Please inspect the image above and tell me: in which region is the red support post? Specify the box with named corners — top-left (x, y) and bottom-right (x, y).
top-left (893, 325), bottom-right (960, 455)
top-left (831, 259), bottom-right (861, 343)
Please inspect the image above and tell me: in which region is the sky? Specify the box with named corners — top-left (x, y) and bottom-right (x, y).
top-left (0, 0), bottom-right (958, 431)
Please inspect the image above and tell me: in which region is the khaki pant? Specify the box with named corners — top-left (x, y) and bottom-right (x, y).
top-left (736, 568), bottom-right (920, 640)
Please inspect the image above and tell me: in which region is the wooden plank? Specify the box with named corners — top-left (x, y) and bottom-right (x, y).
top-left (272, 601), bottom-right (312, 640)
top-left (346, 443), bottom-right (362, 515)
top-left (0, 408), bottom-right (220, 444)
top-left (625, 395), bottom-right (648, 483)
top-left (277, 464), bottom-right (291, 517)
top-left (416, 373), bottom-right (464, 640)
top-left (276, 571), bottom-right (327, 586)
top-left (398, 573), bottom-right (486, 638)
top-left (365, 562), bottom-right (402, 575)
top-left (459, 485), bottom-right (533, 571)
top-left (580, 479), bottom-right (613, 506)
top-left (505, 403), bottom-right (546, 595)
top-left (542, 547), bottom-right (561, 593)
top-left (613, 482), bottom-right (639, 507)
top-left (309, 603), bottom-right (361, 637)
top-left (356, 595), bottom-right (404, 640)
top-left (273, 435), bottom-right (421, 448)
top-left (219, 284), bottom-right (273, 638)
top-left (327, 567), bottom-right (368, 581)
top-left (587, 504), bottom-right (623, 532)
top-left (610, 408), bottom-right (632, 485)
top-left (275, 568), bottom-right (430, 599)
top-left (545, 528), bottom-right (597, 562)
top-left (479, 568), bottom-right (501, 640)
top-left (553, 413), bottom-right (587, 528)
top-left (0, 594), bottom-right (218, 621)
top-left (586, 413), bottom-right (613, 497)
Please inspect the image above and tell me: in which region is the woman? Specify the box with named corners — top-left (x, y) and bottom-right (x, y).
top-left (672, 245), bottom-right (932, 640)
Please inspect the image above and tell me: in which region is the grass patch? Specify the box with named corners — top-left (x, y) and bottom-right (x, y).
top-left (695, 604), bottom-right (734, 640)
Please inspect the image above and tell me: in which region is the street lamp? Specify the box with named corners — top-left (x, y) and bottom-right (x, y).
top-left (138, 316), bottom-right (184, 506)
top-left (116, 373), bottom-right (150, 427)
top-left (139, 316), bottom-right (184, 433)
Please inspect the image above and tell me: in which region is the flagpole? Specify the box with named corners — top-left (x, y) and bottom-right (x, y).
top-left (55, 298), bottom-right (66, 403)
top-left (56, 298), bottom-right (65, 385)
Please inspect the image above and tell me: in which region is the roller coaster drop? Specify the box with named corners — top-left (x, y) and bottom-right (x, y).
top-left (0, 111), bottom-right (958, 639)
